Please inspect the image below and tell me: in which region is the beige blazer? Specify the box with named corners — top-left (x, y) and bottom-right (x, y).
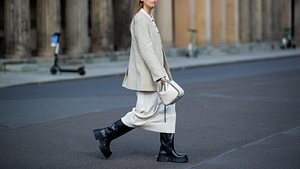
top-left (122, 10), bottom-right (172, 91)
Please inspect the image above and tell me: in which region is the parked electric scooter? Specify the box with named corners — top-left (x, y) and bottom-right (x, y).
top-left (185, 28), bottom-right (197, 58)
top-left (280, 28), bottom-right (296, 49)
top-left (50, 33), bottom-right (85, 76)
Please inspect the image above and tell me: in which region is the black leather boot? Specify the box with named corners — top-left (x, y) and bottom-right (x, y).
top-left (157, 133), bottom-right (188, 163)
top-left (93, 119), bottom-right (134, 158)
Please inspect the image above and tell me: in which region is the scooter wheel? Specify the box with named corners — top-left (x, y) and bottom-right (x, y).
top-left (50, 66), bottom-right (58, 75)
top-left (78, 66), bottom-right (85, 76)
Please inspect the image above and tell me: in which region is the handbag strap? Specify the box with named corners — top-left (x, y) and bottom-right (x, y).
top-left (164, 105), bottom-right (166, 122)
top-left (157, 80), bottom-right (170, 92)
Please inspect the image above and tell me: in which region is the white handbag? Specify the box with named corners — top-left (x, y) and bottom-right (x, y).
top-left (157, 80), bottom-right (184, 106)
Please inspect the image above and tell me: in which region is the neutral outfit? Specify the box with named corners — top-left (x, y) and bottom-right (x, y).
top-left (121, 9), bottom-right (176, 133)
top-left (121, 91), bottom-right (176, 133)
top-left (122, 9), bottom-right (172, 91)
top-left (93, 8), bottom-right (188, 163)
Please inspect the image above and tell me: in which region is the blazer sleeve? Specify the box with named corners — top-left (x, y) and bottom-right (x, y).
top-left (133, 18), bottom-right (167, 82)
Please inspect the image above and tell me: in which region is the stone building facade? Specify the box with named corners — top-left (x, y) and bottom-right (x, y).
top-left (0, 0), bottom-right (135, 58)
top-left (0, 0), bottom-right (299, 58)
top-left (173, 0), bottom-right (299, 47)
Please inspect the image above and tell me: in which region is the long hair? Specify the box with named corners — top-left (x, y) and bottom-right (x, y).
top-left (130, 0), bottom-right (143, 31)
top-left (133, 0), bottom-right (143, 17)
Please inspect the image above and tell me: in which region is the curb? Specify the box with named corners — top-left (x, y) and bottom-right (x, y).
top-left (1, 49), bottom-right (300, 89)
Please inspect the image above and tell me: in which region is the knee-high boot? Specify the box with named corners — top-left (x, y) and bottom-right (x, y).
top-left (157, 133), bottom-right (188, 163)
top-left (93, 119), bottom-right (134, 158)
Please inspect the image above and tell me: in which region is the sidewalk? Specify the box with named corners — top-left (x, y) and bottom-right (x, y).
top-left (1, 48), bottom-right (300, 88)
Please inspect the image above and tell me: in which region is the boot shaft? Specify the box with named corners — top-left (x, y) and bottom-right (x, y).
top-left (160, 133), bottom-right (175, 150)
top-left (94, 119), bottom-right (134, 141)
top-left (157, 133), bottom-right (188, 163)
top-left (109, 119), bottom-right (134, 139)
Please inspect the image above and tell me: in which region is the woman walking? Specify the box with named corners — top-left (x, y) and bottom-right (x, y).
top-left (93, 0), bottom-right (188, 163)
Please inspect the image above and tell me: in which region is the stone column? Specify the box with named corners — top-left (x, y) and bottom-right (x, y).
top-left (113, 0), bottom-right (133, 51)
top-left (239, 0), bottom-right (250, 43)
top-left (226, 0), bottom-right (238, 44)
top-left (262, 0), bottom-right (273, 41)
top-left (272, 0), bottom-right (282, 40)
top-left (174, 0), bottom-right (190, 47)
top-left (221, 0), bottom-right (226, 44)
top-left (281, 0), bottom-right (290, 28)
top-left (4, 0), bottom-right (31, 58)
top-left (250, 0), bottom-right (263, 42)
top-left (65, 0), bottom-right (89, 55)
top-left (205, 0), bottom-right (212, 46)
top-left (195, 0), bottom-right (208, 47)
top-left (0, 1), bottom-right (4, 57)
top-left (155, 0), bottom-right (174, 47)
top-left (211, 0), bottom-right (223, 45)
top-left (36, 0), bottom-right (61, 57)
top-left (91, 0), bottom-right (114, 53)
top-left (295, 0), bottom-right (300, 46)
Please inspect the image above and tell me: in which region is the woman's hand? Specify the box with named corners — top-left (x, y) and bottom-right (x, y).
top-left (160, 76), bottom-right (167, 84)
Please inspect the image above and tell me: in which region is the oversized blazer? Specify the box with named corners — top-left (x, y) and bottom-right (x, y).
top-left (122, 10), bottom-right (173, 91)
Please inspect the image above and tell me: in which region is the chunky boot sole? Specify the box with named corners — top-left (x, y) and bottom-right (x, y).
top-left (157, 154), bottom-right (188, 163)
top-left (93, 129), bottom-right (112, 158)
top-left (99, 145), bottom-right (112, 158)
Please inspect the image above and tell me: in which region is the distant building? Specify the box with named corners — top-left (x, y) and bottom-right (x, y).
top-left (172, 0), bottom-right (295, 47)
top-left (0, 0), bottom-right (299, 58)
